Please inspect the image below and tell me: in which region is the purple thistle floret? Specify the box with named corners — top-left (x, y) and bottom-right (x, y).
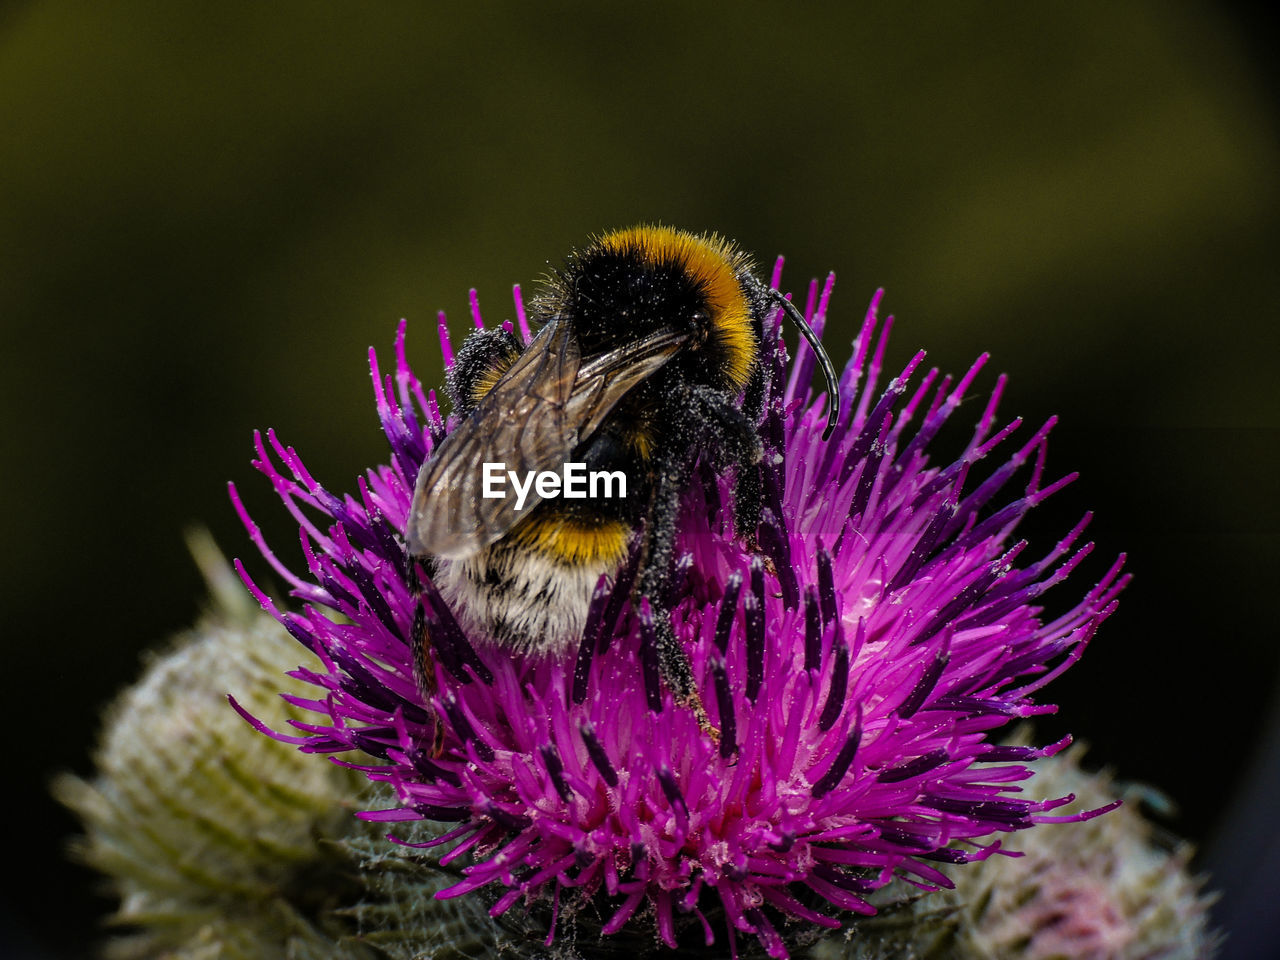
top-left (231, 266), bottom-right (1127, 959)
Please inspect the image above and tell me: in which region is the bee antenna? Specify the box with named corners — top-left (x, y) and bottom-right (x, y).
top-left (771, 290), bottom-right (841, 439)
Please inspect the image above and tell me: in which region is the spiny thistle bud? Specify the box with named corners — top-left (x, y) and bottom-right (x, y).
top-left (54, 532), bottom-right (380, 959)
top-left (812, 733), bottom-right (1221, 960)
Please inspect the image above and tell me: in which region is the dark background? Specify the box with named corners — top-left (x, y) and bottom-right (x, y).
top-left (4, 3), bottom-right (1277, 957)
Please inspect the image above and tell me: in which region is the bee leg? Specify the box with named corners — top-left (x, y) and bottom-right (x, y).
top-left (640, 380), bottom-right (776, 738)
top-left (733, 449), bottom-right (764, 546)
top-left (406, 553), bottom-right (445, 756)
top-left (738, 362), bottom-right (767, 541)
top-left (656, 609), bottom-right (717, 738)
top-left (638, 455), bottom-right (717, 739)
top-left (684, 384), bottom-right (766, 545)
top-left (734, 315), bottom-right (775, 544)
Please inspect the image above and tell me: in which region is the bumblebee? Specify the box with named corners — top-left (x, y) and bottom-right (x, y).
top-left (407, 226), bottom-right (838, 710)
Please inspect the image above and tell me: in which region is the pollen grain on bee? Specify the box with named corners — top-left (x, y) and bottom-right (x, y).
top-left (481, 462), bottom-right (627, 510)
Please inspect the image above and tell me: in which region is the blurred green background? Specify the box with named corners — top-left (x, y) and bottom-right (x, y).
top-left (4, 2), bottom-right (1277, 957)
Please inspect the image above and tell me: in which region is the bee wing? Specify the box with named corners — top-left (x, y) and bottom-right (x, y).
top-left (408, 319), bottom-right (579, 560)
top-left (408, 322), bottom-right (689, 561)
top-left (563, 326), bottom-right (691, 437)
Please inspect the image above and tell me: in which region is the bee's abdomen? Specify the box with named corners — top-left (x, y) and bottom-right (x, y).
top-left (434, 512), bottom-right (631, 659)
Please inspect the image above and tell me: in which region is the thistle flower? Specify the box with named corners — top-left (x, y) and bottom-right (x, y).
top-left (53, 532), bottom-right (378, 960)
top-left (232, 267), bottom-right (1127, 959)
top-left (949, 736), bottom-right (1221, 960)
top-left (811, 733), bottom-right (1221, 960)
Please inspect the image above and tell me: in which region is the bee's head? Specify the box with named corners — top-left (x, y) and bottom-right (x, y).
top-left (546, 225), bottom-right (759, 392)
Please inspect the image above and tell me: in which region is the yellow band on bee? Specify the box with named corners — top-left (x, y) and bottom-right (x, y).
top-left (510, 513), bottom-right (631, 566)
top-left (597, 226), bottom-right (756, 391)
